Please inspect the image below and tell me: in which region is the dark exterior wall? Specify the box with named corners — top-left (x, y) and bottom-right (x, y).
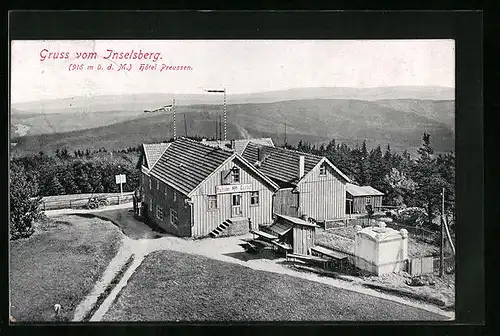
top-left (293, 225), bottom-right (315, 255)
top-left (143, 175), bottom-right (192, 237)
top-left (346, 193), bottom-right (383, 214)
top-left (273, 188), bottom-right (299, 217)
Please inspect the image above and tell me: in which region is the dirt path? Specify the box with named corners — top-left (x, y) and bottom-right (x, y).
top-left (78, 232), bottom-right (453, 321)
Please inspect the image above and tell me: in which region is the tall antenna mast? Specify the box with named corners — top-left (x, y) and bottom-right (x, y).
top-left (223, 88), bottom-right (227, 141)
top-left (172, 98), bottom-right (177, 140)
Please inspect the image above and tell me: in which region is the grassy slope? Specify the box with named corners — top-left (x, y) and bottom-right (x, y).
top-left (11, 99), bottom-right (454, 156)
top-left (9, 215), bottom-right (123, 322)
top-left (103, 250), bottom-right (445, 321)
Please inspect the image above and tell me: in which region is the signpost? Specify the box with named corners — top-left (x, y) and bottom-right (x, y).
top-left (115, 174), bottom-right (127, 204)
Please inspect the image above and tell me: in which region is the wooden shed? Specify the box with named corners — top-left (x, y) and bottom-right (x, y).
top-left (267, 214), bottom-right (317, 255)
top-left (346, 183), bottom-right (384, 214)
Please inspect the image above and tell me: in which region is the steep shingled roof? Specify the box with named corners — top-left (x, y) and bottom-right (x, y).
top-left (142, 143), bottom-right (171, 169)
top-left (241, 142), bottom-right (323, 187)
top-left (201, 138), bottom-right (275, 155)
top-left (241, 142), bottom-right (350, 187)
top-left (346, 183), bottom-right (385, 197)
top-left (149, 138), bottom-right (233, 196)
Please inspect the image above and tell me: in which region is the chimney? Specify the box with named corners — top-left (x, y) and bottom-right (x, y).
top-left (299, 155), bottom-right (305, 179)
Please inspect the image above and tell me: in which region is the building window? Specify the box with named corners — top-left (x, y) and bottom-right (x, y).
top-left (208, 195), bottom-right (217, 210)
top-left (319, 164), bottom-right (327, 176)
top-left (156, 206), bottom-right (163, 220)
top-left (231, 167), bottom-right (240, 183)
top-left (170, 208), bottom-right (178, 227)
top-left (250, 191), bottom-right (260, 206)
top-left (173, 191), bottom-right (177, 202)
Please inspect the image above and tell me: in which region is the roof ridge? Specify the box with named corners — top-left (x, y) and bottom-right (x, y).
top-left (178, 137), bottom-right (234, 153)
top-left (250, 143), bottom-right (324, 159)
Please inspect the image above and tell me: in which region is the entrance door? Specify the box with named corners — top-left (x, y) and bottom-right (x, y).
top-left (231, 193), bottom-right (242, 217)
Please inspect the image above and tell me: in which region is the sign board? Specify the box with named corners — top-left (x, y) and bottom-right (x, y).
top-left (216, 183), bottom-right (252, 194)
top-left (115, 174), bottom-right (127, 184)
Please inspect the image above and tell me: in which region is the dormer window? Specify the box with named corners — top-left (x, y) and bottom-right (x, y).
top-left (319, 164), bottom-right (327, 176)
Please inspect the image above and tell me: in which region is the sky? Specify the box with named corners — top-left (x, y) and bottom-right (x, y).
top-left (10, 40), bottom-right (455, 103)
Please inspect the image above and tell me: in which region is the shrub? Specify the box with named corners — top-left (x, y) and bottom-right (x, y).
top-left (394, 207), bottom-right (427, 227)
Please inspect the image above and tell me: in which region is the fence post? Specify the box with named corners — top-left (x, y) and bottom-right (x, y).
top-left (118, 195), bottom-right (121, 205)
top-left (43, 202), bottom-right (46, 211)
top-left (70, 200), bottom-right (72, 209)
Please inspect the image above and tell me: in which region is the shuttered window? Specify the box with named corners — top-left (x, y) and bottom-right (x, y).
top-left (220, 170), bottom-right (231, 185)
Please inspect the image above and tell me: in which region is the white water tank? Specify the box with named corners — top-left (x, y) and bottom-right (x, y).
top-left (353, 222), bottom-right (408, 275)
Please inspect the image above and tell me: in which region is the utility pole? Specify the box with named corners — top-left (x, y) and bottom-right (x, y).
top-left (284, 122), bottom-right (287, 146)
top-left (440, 187), bottom-right (445, 277)
top-left (223, 88), bottom-right (227, 141)
top-left (205, 88), bottom-right (226, 141)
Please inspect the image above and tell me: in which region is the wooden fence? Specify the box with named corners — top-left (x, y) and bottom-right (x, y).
top-left (407, 256), bottom-right (434, 276)
top-left (38, 193), bottom-right (134, 211)
top-left (433, 255), bottom-right (455, 274)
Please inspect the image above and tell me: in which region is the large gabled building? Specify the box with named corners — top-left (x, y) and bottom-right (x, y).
top-left (139, 138), bottom-right (280, 238)
top-left (241, 143), bottom-right (351, 223)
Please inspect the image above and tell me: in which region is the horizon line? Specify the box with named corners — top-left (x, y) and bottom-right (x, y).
top-left (11, 84), bottom-right (455, 105)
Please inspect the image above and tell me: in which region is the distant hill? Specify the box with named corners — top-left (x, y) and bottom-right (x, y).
top-left (374, 99), bottom-right (455, 129)
top-left (11, 98), bottom-right (455, 157)
top-left (11, 86), bottom-right (454, 114)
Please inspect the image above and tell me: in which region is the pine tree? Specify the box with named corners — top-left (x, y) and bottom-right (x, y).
top-left (367, 145), bottom-right (385, 191)
top-left (10, 162), bottom-right (41, 240)
top-left (45, 175), bottom-right (66, 196)
top-left (411, 133), bottom-right (446, 228)
top-left (60, 169), bottom-right (80, 194)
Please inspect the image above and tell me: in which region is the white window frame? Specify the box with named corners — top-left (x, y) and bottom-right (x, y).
top-left (156, 179), bottom-right (159, 190)
top-left (170, 208), bottom-right (178, 227)
top-left (164, 185), bottom-right (168, 196)
top-left (173, 191), bottom-right (177, 202)
top-left (250, 191), bottom-right (260, 206)
top-left (319, 164), bottom-right (327, 176)
top-left (156, 205), bottom-right (164, 220)
top-left (149, 177), bottom-right (152, 190)
top-left (208, 195), bottom-right (218, 210)
top-left (231, 167), bottom-right (240, 183)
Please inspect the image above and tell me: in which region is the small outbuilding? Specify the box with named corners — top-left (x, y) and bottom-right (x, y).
top-left (266, 214), bottom-right (317, 255)
top-left (346, 183), bottom-right (384, 214)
